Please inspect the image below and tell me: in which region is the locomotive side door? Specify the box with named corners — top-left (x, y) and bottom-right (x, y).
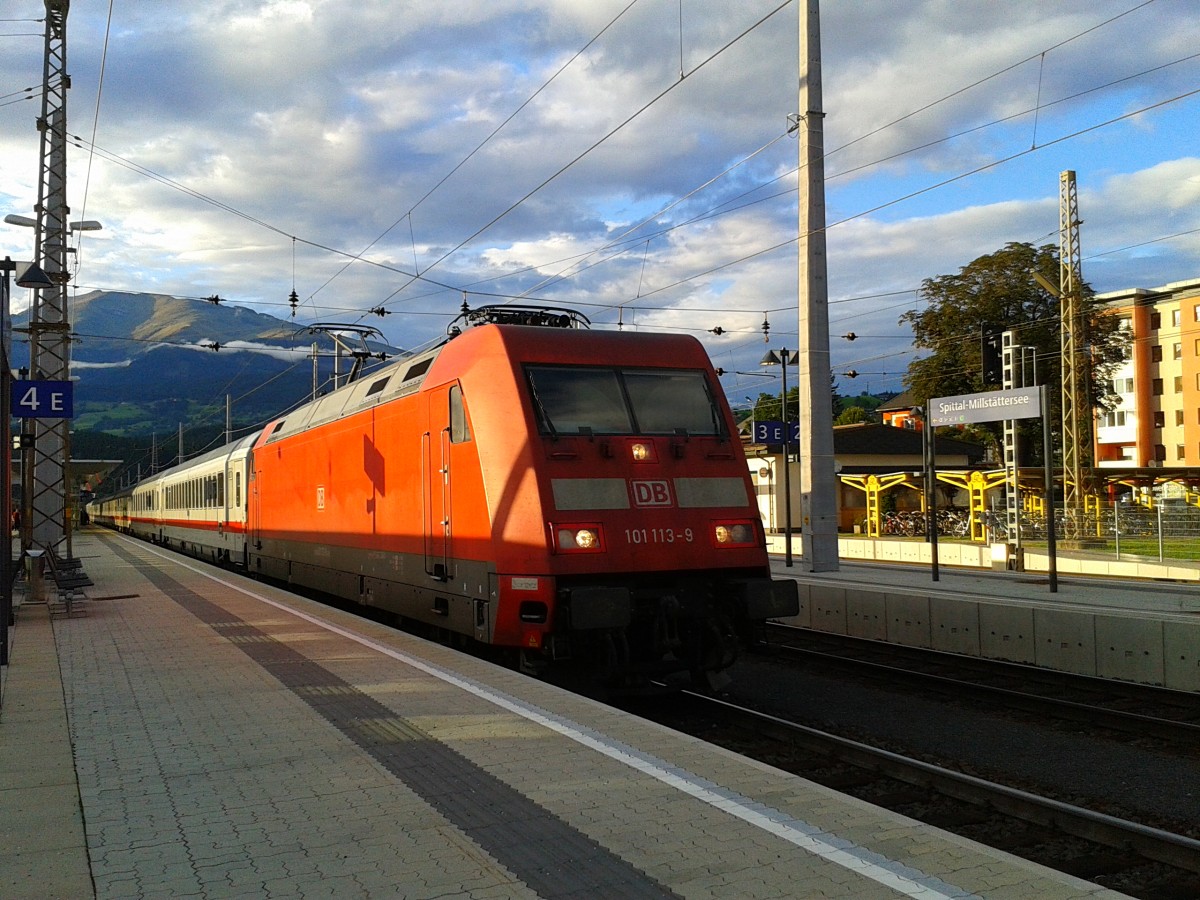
top-left (423, 385), bottom-right (452, 581)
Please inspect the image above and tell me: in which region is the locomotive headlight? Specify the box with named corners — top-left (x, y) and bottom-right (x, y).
top-left (555, 525), bottom-right (603, 552)
top-left (631, 443), bottom-right (650, 461)
top-left (713, 520), bottom-right (755, 547)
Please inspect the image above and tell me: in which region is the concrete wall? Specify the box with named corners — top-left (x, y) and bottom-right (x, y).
top-left (780, 576), bottom-right (1200, 692)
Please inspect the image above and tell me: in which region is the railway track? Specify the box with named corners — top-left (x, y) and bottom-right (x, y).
top-left (758, 624), bottom-right (1200, 750)
top-left (616, 687), bottom-right (1200, 899)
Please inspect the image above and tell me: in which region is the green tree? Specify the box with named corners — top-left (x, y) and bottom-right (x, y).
top-left (900, 242), bottom-right (1124, 463)
top-left (835, 405), bottom-right (867, 425)
top-left (749, 387), bottom-right (798, 423)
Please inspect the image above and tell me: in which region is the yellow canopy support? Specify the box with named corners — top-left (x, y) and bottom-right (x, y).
top-left (924, 470), bottom-right (1009, 542)
top-left (839, 472), bottom-right (915, 537)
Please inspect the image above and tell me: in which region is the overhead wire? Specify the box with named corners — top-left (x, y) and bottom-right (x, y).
top-left (823, 0), bottom-right (1160, 164)
top-left (61, 1), bottom-right (1189, 329)
top-left (73, 0), bottom-right (115, 283)
top-left (459, 46), bottom-right (1200, 325)
top-left (397, 0), bottom-right (795, 297)
top-left (304, 0), bottom-right (644, 307)
top-left (43, 0), bottom-right (1197, 372)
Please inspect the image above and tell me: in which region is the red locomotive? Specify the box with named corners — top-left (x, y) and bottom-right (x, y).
top-left (92, 305), bottom-right (798, 686)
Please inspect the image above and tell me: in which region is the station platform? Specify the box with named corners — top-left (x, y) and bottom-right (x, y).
top-left (769, 550), bottom-right (1200, 692)
top-left (2, 530), bottom-right (1125, 898)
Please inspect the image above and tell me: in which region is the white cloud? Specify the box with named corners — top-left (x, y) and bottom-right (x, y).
top-left (0, 0), bottom-right (1195, 396)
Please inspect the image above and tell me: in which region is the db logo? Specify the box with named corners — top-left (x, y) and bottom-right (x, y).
top-left (631, 480), bottom-right (672, 507)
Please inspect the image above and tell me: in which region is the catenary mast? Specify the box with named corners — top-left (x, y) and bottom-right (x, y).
top-left (797, 0), bottom-right (838, 571)
top-left (27, 0), bottom-right (74, 557)
top-left (1059, 171), bottom-right (1085, 540)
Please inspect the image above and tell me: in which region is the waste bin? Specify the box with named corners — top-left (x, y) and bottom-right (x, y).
top-left (25, 549), bottom-right (46, 603)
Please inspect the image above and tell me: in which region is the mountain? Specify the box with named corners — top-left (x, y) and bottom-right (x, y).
top-left (13, 290), bottom-right (401, 447)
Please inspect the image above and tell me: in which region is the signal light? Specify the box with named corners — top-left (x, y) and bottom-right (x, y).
top-left (629, 441), bottom-right (658, 462)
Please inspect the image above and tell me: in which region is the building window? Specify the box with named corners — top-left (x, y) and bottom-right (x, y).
top-left (1178, 445), bottom-right (1187, 460)
top-left (1173, 309), bottom-right (1182, 327)
top-left (1154, 444), bottom-right (1167, 461)
top-left (1154, 411), bottom-right (1165, 428)
top-left (1195, 305), bottom-right (1200, 322)
top-left (1175, 343), bottom-right (1184, 360)
top-left (1175, 376), bottom-right (1184, 393)
top-left (1151, 312), bottom-right (1161, 329)
top-left (1152, 378), bottom-right (1163, 395)
top-left (1177, 410), bottom-right (1186, 426)
top-left (1151, 345), bottom-right (1163, 362)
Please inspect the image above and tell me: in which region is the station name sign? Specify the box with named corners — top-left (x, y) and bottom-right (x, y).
top-left (929, 386), bottom-right (1040, 426)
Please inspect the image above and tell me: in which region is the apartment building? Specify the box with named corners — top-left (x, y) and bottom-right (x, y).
top-left (1095, 278), bottom-right (1200, 468)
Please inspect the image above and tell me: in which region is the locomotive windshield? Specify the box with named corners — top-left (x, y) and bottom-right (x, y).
top-left (526, 365), bottom-right (724, 437)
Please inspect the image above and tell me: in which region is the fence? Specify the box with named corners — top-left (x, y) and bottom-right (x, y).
top-left (865, 502), bottom-right (1200, 564)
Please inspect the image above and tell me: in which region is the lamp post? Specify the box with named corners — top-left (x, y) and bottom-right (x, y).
top-left (911, 405), bottom-right (939, 583)
top-left (1, 256), bottom-right (52, 668)
top-left (761, 348), bottom-right (799, 566)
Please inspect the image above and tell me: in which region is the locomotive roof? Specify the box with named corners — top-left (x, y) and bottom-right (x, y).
top-left (260, 323), bottom-right (712, 447)
top-left (260, 342), bottom-right (442, 445)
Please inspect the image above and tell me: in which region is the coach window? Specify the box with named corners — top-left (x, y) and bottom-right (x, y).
top-left (450, 384), bottom-right (472, 444)
top-left (236, 472), bottom-right (242, 508)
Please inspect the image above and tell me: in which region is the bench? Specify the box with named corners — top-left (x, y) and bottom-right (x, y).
top-left (42, 548), bottom-right (92, 617)
top-left (47, 548), bottom-right (92, 586)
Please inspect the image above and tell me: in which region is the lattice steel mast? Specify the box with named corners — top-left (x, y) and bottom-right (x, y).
top-left (27, 0), bottom-right (74, 556)
top-left (1058, 170), bottom-right (1084, 538)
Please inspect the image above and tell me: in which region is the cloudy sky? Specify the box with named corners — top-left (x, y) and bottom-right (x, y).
top-left (1, 0), bottom-right (1197, 402)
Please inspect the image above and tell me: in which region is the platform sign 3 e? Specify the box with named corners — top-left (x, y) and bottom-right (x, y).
top-left (12, 379), bottom-right (74, 418)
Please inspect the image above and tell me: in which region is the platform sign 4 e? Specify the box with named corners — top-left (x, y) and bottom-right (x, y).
top-left (12, 379), bottom-right (74, 418)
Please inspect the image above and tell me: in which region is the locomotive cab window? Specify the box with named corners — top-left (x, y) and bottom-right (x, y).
top-left (449, 384), bottom-right (472, 444)
top-left (526, 365), bottom-right (723, 437)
